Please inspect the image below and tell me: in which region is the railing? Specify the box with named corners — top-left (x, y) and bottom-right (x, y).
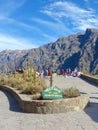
top-left (80, 74), bottom-right (98, 85)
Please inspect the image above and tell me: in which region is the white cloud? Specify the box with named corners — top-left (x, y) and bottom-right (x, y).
top-left (84, 0), bottom-right (89, 2)
top-left (32, 17), bottom-right (71, 34)
top-left (0, 34), bottom-right (37, 51)
top-left (84, 0), bottom-right (98, 3)
top-left (41, 1), bottom-right (98, 31)
top-left (0, 0), bottom-right (41, 33)
top-left (3, 17), bottom-right (42, 33)
top-left (0, 0), bottom-right (26, 17)
top-left (42, 33), bottom-right (57, 42)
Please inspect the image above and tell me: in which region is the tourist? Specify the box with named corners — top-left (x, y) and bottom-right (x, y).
top-left (39, 70), bottom-right (44, 77)
top-left (56, 69), bottom-right (60, 76)
top-left (61, 69), bottom-right (65, 76)
top-left (73, 67), bottom-right (78, 77)
top-left (48, 68), bottom-right (51, 76)
top-left (68, 68), bottom-right (71, 76)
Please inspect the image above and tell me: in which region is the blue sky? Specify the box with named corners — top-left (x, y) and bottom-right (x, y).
top-left (0, 0), bottom-right (98, 51)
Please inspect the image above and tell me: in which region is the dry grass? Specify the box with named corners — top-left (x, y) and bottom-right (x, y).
top-left (62, 87), bottom-right (80, 98)
top-left (81, 70), bottom-right (90, 75)
top-left (0, 68), bottom-right (47, 95)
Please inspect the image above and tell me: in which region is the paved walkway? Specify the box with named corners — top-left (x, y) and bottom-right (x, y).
top-left (0, 76), bottom-right (98, 130)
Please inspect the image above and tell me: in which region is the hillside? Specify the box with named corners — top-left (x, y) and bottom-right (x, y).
top-left (0, 28), bottom-right (98, 74)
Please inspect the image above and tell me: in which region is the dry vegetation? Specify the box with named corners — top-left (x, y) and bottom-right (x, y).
top-left (0, 67), bottom-right (80, 99)
top-left (62, 87), bottom-right (80, 98)
top-left (0, 67), bottom-right (47, 95)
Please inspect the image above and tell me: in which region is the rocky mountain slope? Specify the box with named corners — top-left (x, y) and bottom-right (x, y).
top-left (0, 28), bottom-right (98, 74)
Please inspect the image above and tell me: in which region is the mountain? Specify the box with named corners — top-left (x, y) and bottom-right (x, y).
top-left (0, 28), bottom-right (98, 74)
top-left (0, 50), bottom-right (29, 74)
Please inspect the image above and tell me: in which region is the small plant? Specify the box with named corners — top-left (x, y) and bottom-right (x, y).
top-left (0, 75), bottom-right (7, 85)
top-left (62, 87), bottom-right (80, 98)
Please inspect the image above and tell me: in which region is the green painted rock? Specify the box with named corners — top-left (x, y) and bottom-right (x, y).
top-left (42, 86), bottom-right (63, 99)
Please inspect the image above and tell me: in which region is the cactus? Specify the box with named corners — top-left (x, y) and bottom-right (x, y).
top-left (33, 67), bottom-right (36, 85)
top-left (50, 71), bottom-right (53, 86)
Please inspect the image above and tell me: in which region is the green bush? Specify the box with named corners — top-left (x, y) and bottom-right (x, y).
top-left (62, 87), bottom-right (80, 98)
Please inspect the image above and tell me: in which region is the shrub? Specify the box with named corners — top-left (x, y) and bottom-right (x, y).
top-left (62, 87), bottom-right (80, 98)
top-left (20, 79), bottom-right (46, 94)
top-left (0, 67), bottom-right (47, 95)
top-left (0, 75), bottom-right (7, 85)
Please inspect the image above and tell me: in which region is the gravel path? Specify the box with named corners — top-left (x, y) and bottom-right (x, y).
top-left (0, 76), bottom-right (98, 130)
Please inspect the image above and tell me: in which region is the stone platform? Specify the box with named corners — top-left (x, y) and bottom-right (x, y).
top-left (0, 84), bottom-right (89, 114)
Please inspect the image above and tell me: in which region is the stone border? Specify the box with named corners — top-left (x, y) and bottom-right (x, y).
top-left (0, 85), bottom-right (89, 114)
top-left (80, 74), bottom-right (98, 85)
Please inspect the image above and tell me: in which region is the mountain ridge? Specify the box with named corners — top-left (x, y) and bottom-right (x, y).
top-left (0, 28), bottom-right (98, 74)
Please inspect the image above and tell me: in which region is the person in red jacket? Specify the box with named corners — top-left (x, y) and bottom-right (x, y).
top-left (61, 69), bottom-right (65, 76)
top-left (48, 68), bottom-right (51, 76)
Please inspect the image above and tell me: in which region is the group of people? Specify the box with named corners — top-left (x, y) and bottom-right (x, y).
top-left (16, 67), bottom-right (80, 78)
top-left (47, 67), bottom-right (81, 77)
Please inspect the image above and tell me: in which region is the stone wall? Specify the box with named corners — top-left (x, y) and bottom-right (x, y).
top-left (80, 74), bottom-right (98, 85)
top-left (0, 85), bottom-right (89, 114)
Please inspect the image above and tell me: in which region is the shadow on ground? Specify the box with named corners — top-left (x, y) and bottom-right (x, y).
top-left (85, 101), bottom-right (98, 122)
top-left (0, 89), bottom-right (23, 113)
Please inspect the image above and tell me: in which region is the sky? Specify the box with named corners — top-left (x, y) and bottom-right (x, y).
top-left (0, 0), bottom-right (98, 51)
